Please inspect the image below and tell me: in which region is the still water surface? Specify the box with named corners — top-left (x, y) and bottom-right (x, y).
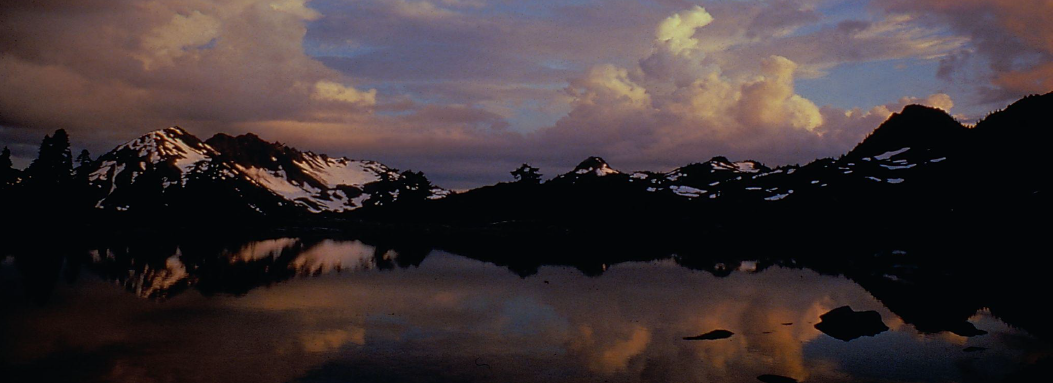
top-left (1, 238), bottom-right (1047, 382)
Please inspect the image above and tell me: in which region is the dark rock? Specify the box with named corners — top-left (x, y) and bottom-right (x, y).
top-left (757, 374), bottom-right (798, 383)
top-left (683, 329), bottom-right (733, 340)
top-left (963, 346), bottom-right (987, 353)
top-left (948, 322), bottom-right (987, 337)
top-left (814, 306), bottom-right (889, 341)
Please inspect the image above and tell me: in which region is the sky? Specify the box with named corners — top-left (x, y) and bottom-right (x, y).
top-left (1, 0), bottom-right (1050, 189)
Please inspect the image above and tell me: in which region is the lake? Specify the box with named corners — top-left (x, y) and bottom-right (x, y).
top-left (1, 236), bottom-right (1049, 382)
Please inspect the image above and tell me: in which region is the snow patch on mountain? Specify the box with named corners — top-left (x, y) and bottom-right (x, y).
top-left (295, 154), bottom-right (391, 188)
top-left (575, 163), bottom-right (619, 176)
top-left (671, 185), bottom-right (705, 198)
top-left (85, 127), bottom-right (445, 213)
top-left (765, 191), bottom-right (792, 201)
top-left (874, 147), bottom-right (910, 161)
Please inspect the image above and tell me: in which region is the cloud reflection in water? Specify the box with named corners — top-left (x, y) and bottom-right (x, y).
top-left (1, 238), bottom-right (1047, 383)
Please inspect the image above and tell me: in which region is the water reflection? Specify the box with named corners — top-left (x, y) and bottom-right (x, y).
top-left (76, 237), bottom-right (427, 299)
top-left (1, 237), bottom-right (1050, 383)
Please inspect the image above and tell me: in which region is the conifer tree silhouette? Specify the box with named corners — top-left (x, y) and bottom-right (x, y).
top-left (74, 149), bottom-right (93, 178)
top-left (0, 147), bottom-right (18, 190)
top-left (26, 129), bottom-right (74, 190)
top-left (511, 163), bottom-right (541, 184)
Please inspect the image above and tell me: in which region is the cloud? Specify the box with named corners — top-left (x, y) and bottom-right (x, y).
top-left (540, 9), bottom-right (831, 168)
top-left (0, 0), bottom-right (650, 185)
top-left (874, 0), bottom-right (1053, 102)
top-left (312, 81), bottom-right (377, 107)
top-left (135, 10), bottom-right (223, 70)
top-left (530, 5), bottom-right (965, 175)
top-left (707, 13), bottom-right (966, 80)
top-left (736, 56), bottom-right (823, 132)
top-left (0, 0), bottom-right (374, 153)
top-left (300, 327), bottom-right (366, 353)
top-left (655, 6), bottom-right (714, 56)
top-left (578, 325), bottom-right (652, 373)
top-left (569, 65), bottom-right (651, 108)
top-left (0, 0), bottom-right (981, 188)
top-left (915, 93), bottom-right (954, 112)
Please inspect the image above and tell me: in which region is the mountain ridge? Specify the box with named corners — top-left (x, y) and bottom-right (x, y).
top-left (347, 92), bottom-right (1048, 236)
top-left (3, 91), bottom-right (1048, 228)
top-left (82, 127), bottom-right (446, 215)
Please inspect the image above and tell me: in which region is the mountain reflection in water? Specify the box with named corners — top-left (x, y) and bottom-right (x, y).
top-left (1, 236), bottom-right (1050, 383)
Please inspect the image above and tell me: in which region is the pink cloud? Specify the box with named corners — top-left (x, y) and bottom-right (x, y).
top-left (875, 0), bottom-right (1053, 101)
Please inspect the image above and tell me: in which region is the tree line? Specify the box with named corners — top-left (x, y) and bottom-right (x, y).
top-left (2, 130), bottom-right (101, 220)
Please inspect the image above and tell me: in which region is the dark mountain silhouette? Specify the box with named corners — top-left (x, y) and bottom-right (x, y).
top-left (2, 92), bottom-right (1048, 237)
top-left (847, 104), bottom-right (968, 159)
top-left (973, 92), bottom-right (1052, 144)
top-left (339, 92), bottom-right (1051, 257)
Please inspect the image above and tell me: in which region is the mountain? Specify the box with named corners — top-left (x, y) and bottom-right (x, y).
top-left (85, 127), bottom-right (446, 215)
top-left (567, 156), bottom-right (620, 177)
top-left (847, 104), bottom-right (968, 160)
top-left (357, 92), bottom-right (1050, 243)
top-left (8, 91), bottom-right (1049, 233)
top-left (628, 156), bottom-right (772, 199)
top-left (560, 93), bottom-right (1047, 205)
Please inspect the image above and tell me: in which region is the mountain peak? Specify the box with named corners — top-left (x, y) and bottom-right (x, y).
top-left (162, 126), bottom-right (189, 135)
top-left (136, 126), bottom-right (195, 142)
top-left (573, 156), bottom-right (619, 176)
top-left (575, 156), bottom-right (608, 168)
top-left (206, 132), bottom-right (272, 148)
top-left (112, 125), bottom-right (211, 157)
top-left (899, 104), bottom-right (945, 116)
top-left (848, 104), bottom-right (966, 159)
top-left (205, 132), bottom-right (299, 167)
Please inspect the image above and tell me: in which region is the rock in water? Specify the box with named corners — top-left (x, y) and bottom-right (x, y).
top-left (683, 329), bottom-right (734, 340)
top-left (948, 321), bottom-right (988, 337)
top-left (814, 306), bottom-right (889, 341)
